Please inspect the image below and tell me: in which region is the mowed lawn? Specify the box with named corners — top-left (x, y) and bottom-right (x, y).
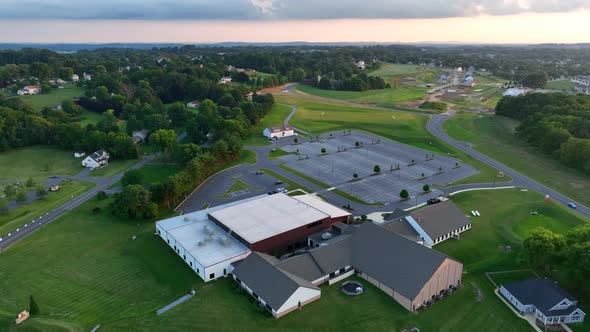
top-left (243, 104), bottom-right (294, 146)
top-left (3, 189), bottom-right (580, 331)
top-left (0, 146), bottom-right (82, 181)
top-left (0, 180), bottom-right (95, 235)
top-left (90, 159), bottom-right (138, 177)
top-left (546, 79), bottom-right (577, 91)
top-left (444, 114), bottom-right (590, 207)
top-left (18, 85), bottom-right (84, 111)
top-left (297, 84), bottom-right (427, 105)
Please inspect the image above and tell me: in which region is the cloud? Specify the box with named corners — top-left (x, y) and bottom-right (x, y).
top-left (0, 0), bottom-right (589, 20)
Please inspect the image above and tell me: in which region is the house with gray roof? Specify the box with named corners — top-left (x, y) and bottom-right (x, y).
top-left (500, 279), bottom-right (585, 326)
top-left (231, 222), bottom-right (463, 318)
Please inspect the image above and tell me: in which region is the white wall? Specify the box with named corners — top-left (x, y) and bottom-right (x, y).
top-left (276, 286), bottom-right (321, 316)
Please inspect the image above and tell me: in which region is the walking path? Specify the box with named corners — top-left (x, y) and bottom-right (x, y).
top-left (156, 294), bottom-right (193, 315)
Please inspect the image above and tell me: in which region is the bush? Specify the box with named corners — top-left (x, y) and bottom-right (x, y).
top-left (423, 184), bottom-right (431, 192)
top-left (96, 191), bottom-right (107, 200)
top-left (121, 169), bottom-right (143, 186)
top-left (400, 189), bottom-right (409, 199)
top-left (373, 165), bottom-right (381, 173)
top-left (321, 148), bottom-right (327, 154)
top-left (16, 191), bottom-right (27, 203)
top-left (420, 101), bottom-right (448, 111)
top-left (26, 177), bottom-right (35, 188)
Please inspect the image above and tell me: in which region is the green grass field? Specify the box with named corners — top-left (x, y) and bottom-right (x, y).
top-left (444, 114), bottom-right (590, 206)
top-left (546, 80), bottom-right (576, 91)
top-left (0, 180), bottom-right (95, 236)
top-left (5, 188), bottom-right (585, 331)
top-left (74, 111), bottom-right (103, 126)
top-left (369, 63), bottom-right (440, 85)
top-left (110, 163), bottom-right (181, 188)
top-left (0, 146), bottom-right (82, 181)
top-left (18, 85), bottom-right (84, 111)
top-left (243, 104), bottom-right (294, 146)
top-left (89, 160), bottom-right (138, 178)
top-left (297, 85), bottom-right (427, 105)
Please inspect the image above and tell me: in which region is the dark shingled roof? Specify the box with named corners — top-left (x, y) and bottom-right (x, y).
top-left (381, 219), bottom-right (420, 240)
top-left (410, 201), bottom-right (471, 240)
top-left (351, 222), bottom-right (451, 300)
top-left (275, 253), bottom-right (325, 282)
top-left (503, 279), bottom-right (582, 317)
top-left (231, 253), bottom-right (319, 311)
top-left (383, 208), bottom-right (409, 221)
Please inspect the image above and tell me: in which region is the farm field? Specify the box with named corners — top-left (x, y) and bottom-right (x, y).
top-left (275, 93), bottom-right (503, 185)
top-left (0, 146), bottom-right (82, 181)
top-left (296, 84), bottom-right (427, 105)
top-left (18, 85), bottom-right (84, 111)
top-left (243, 104), bottom-right (294, 146)
top-left (0, 180), bottom-right (95, 236)
top-left (546, 79), bottom-right (576, 91)
top-left (444, 114), bottom-right (590, 207)
top-left (4, 189), bottom-right (584, 331)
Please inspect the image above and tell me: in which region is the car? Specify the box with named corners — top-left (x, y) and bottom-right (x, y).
top-left (255, 170), bottom-right (264, 175)
top-left (427, 198), bottom-right (441, 205)
top-left (567, 202), bottom-right (577, 209)
top-left (274, 181), bottom-right (284, 185)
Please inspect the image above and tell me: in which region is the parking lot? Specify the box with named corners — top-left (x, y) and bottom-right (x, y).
top-left (280, 131), bottom-right (478, 204)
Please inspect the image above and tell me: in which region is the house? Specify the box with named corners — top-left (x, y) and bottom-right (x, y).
top-left (81, 149), bottom-right (109, 168)
top-left (500, 279), bottom-right (585, 326)
top-left (132, 130), bottom-right (150, 144)
top-left (186, 100), bottom-right (200, 108)
top-left (230, 252), bottom-right (321, 318)
top-left (232, 222), bottom-right (463, 318)
top-left (503, 88), bottom-right (526, 97)
top-left (83, 72), bottom-right (92, 81)
top-left (355, 61), bottom-right (366, 70)
top-left (74, 152), bottom-right (86, 158)
top-left (52, 104), bottom-right (63, 111)
top-left (381, 201), bottom-right (472, 247)
top-left (50, 185), bottom-right (59, 192)
top-left (17, 85), bottom-right (41, 95)
top-left (71, 74), bottom-right (80, 82)
top-left (263, 125), bottom-right (295, 139)
top-left (461, 75), bottom-right (476, 87)
top-left (438, 72), bottom-right (449, 84)
top-left (219, 77), bottom-right (232, 84)
top-left (156, 194), bottom-right (351, 281)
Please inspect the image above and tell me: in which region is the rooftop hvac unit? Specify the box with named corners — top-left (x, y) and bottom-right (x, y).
top-left (321, 232), bottom-right (333, 240)
top-left (219, 236), bottom-right (231, 246)
top-left (203, 225), bottom-right (215, 235)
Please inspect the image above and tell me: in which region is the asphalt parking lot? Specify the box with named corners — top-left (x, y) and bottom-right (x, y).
top-left (280, 131), bottom-right (478, 204)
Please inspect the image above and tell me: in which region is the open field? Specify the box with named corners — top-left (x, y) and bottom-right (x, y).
top-left (4, 188), bottom-right (581, 331)
top-left (74, 111), bottom-right (103, 126)
top-left (18, 85), bottom-right (84, 111)
top-left (243, 104), bottom-right (294, 146)
top-left (444, 114), bottom-right (590, 206)
top-left (0, 146), bottom-right (82, 181)
top-left (275, 93), bottom-right (505, 185)
top-left (89, 159), bottom-right (138, 177)
top-left (0, 180), bottom-right (95, 236)
top-left (547, 79), bottom-right (576, 91)
top-left (296, 85), bottom-right (427, 105)
top-left (369, 63), bottom-right (440, 85)
top-left (110, 163), bottom-right (181, 188)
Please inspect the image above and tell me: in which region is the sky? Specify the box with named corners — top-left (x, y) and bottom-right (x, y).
top-left (1, 0), bottom-right (590, 44)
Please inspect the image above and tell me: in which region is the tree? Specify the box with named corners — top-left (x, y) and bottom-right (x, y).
top-left (96, 191), bottom-right (107, 200)
top-left (353, 173), bottom-right (358, 179)
top-left (321, 148), bottom-right (327, 154)
top-left (29, 295), bottom-right (40, 315)
top-left (523, 227), bottom-right (566, 270)
top-left (16, 191), bottom-right (27, 203)
top-left (36, 186), bottom-right (47, 200)
top-left (26, 177), bottom-right (35, 188)
top-left (111, 184), bottom-right (158, 220)
top-left (522, 72), bottom-right (549, 88)
top-left (294, 138), bottom-right (299, 144)
top-left (3, 185), bottom-right (16, 198)
top-left (373, 165), bottom-right (381, 173)
top-left (0, 199), bottom-right (8, 215)
top-left (400, 189), bottom-right (409, 199)
top-left (423, 184), bottom-right (430, 192)
top-left (121, 169), bottom-right (143, 187)
top-left (151, 129), bottom-right (177, 154)
top-left (235, 72), bottom-right (250, 83)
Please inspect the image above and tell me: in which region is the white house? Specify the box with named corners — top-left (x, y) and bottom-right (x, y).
top-left (500, 279), bottom-right (585, 326)
top-left (74, 152), bottom-right (86, 158)
top-left (132, 130), bottom-right (150, 144)
top-left (81, 149), bottom-right (109, 168)
top-left (71, 74), bottom-right (80, 82)
top-left (186, 100), bottom-right (200, 108)
top-left (17, 85), bottom-right (41, 95)
top-left (355, 61), bottom-right (366, 70)
top-left (503, 88), bottom-right (526, 97)
top-left (219, 76), bottom-right (232, 84)
top-left (83, 72), bottom-right (92, 81)
top-left (263, 125), bottom-right (295, 139)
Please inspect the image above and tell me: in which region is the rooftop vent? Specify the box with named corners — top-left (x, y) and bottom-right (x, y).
top-left (321, 232), bottom-right (333, 240)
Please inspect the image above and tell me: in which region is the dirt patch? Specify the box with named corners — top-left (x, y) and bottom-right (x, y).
top-left (258, 84), bottom-right (293, 94)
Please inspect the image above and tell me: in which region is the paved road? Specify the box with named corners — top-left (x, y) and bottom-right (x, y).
top-left (0, 156), bottom-right (155, 251)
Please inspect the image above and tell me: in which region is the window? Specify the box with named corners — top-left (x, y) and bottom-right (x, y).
top-left (190, 262), bottom-right (192, 267)
top-left (183, 255), bottom-right (186, 260)
top-left (209, 273), bottom-right (215, 279)
top-left (158, 230), bottom-right (161, 235)
top-left (223, 269), bottom-right (226, 275)
top-left (339, 267), bottom-right (346, 274)
top-left (329, 272), bottom-right (336, 278)
top-left (197, 268), bottom-right (200, 273)
top-left (265, 304), bottom-right (273, 312)
top-left (167, 239), bottom-right (170, 244)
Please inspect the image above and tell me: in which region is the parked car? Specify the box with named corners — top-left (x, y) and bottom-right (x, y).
top-left (567, 202), bottom-right (577, 209)
top-left (427, 198), bottom-right (441, 205)
top-left (274, 181), bottom-right (284, 185)
top-left (255, 170), bottom-right (264, 175)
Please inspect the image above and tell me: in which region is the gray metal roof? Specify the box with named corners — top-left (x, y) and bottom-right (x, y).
top-left (503, 279), bottom-right (583, 317)
top-left (351, 222), bottom-right (450, 300)
top-left (310, 236), bottom-right (353, 273)
top-left (381, 219), bottom-right (421, 240)
top-left (231, 253), bottom-right (319, 311)
top-left (410, 201), bottom-right (471, 240)
top-left (276, 253), bottom-right (325, 282)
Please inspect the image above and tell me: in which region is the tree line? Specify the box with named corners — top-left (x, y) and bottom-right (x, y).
top-left (496, 93), bottom-right (590, 174)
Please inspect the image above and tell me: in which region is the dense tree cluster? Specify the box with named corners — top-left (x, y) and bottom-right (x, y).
top-left (496, 93), bottom-right (590, 174)
top-left (419, 101), bottom-right (447, 111)
top-left (317, 73), bottom-right (387, 92)
top-left (524, 225), bottom-right (590, 294)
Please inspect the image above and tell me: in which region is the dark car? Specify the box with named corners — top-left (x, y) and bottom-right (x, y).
top-left (255, 170), bottom-right (264, 175)
top-left (427, 198), bottom-right (442, 205)
top-left (274, 181), bottom-right (284, 185)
